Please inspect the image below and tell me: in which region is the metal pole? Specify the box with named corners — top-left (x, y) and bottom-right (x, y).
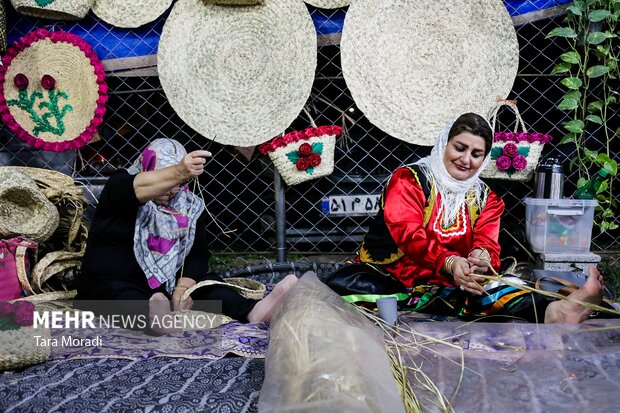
top-left (274, 169), bottom-right (287, 263)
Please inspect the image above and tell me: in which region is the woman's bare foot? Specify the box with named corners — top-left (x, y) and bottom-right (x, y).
top-left (247, 273), bottom-right (299, 323)
top-left (149, 292), bottom-right (182, 335)
top-left (544, 267), bottom-right (604, 324)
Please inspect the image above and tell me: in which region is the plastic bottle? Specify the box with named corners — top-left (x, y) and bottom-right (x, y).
top-left (573, 168), bottom-right (609, 199)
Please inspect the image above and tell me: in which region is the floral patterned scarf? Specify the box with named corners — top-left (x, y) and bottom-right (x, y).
top-left (127, 138), bottom-right (205, 294)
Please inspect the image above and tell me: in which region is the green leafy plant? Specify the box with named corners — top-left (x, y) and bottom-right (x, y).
top-left (547, 0), bottom-right (619, 232)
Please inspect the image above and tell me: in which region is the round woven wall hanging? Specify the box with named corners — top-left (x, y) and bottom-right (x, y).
top-left (92, 0), bottom-right (174, 29)
top-left (0, 29), bottom-right (108, 152)
top-left (304, 0), bottom-right (351, 9)
top-left (10, 0), bottom-right (93, 20)
top-left (341, 0), bottom-right (518, 146)
top-left (158, 0), bottom-right (317, 147)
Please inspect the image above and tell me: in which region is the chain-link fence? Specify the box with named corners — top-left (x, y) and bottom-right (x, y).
top-left (1, 2), bottom-right (618, 265)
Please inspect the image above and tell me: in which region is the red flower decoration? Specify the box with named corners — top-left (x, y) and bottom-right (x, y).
top-left (308, 153), bottom-right (321, 167)
top-left (503, 143), bottom-right (518, 157)
top-left (496, 155), bottom-right (512, 171)
top-left (40, 74), bottom-right (56, 90)
top-left (512, 154), bottom-right (527, 171)
top-left (13, 73), bottom-right (29, 90)
top-left (298, 143), bottom-right (313, 156)
top-left (296, 157), bottom-right (310, 171)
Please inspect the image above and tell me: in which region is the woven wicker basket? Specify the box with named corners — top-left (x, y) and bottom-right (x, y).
top-left (480, 101), bottom-right (552, 182)
top-left (259, 109), bottom-right (341, 186)
top-left (182, 277), bottom-right (266, 301)
top-left (0, 327), bottom-right (51, 371)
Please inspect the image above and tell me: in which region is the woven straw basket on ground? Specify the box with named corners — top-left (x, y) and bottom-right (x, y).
top-left (481, 101), bottom-right (552, 182)
top-left (0, 327), bottom-right (51, 371)
top-left (10, 0), bottom-right (93, 20)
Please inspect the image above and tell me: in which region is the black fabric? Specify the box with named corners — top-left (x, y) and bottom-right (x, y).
top-left (359, 166), bottom-right (431, 265)
top-left (76, 170), bottom-right (256, 321)
top-left (325, 263), bottom-right (407, 297)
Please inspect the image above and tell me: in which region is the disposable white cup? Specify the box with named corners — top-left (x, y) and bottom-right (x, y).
top-left (376, 296), bottom-right (398, 325)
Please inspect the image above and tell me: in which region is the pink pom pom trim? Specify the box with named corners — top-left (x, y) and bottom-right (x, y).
top-left (0, 29), bottom-right (107, 152)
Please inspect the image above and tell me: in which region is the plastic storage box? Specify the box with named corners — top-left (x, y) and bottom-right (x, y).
top-left (524, 197), bottom-right (598, 253)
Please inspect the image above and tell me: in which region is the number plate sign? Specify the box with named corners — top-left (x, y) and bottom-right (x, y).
top-left (321, 195), bottom-right (381, 216)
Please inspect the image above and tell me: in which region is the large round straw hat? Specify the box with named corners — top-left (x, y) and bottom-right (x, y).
top-left (304, 0), bottom-right (351, 9)
top-left (92, 0), bottom-right (174, 29)
top-left (0, 169), bottom-right (60, 242)
top-left (0, 29), bottom-right (108, 152)
top-left (158, 0), bottom-right (317, 147)
top-left (341, 0), bottom-right (518, 146)
top-left (10, 0), bottom-right (94, 20)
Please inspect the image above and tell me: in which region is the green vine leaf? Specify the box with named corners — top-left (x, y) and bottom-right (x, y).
top-left (588, 10), bottom-right (612, 22)
top-left (564, 91), bottom-right (582, 100)
top-left (587, 101), bottom-right (604, 112)
top-left (561, 77), bottom-right (583, 89)
top-left (560, 52), bottom-right (581, 64)
top-left (585, 114), bottom-right (603, 124)
top-left (551, 62), bottom-right (572, 75)
top-left (567, 5), bottom-right (583, 15)
top-left (586, 65), bottom-right (610, 78)
top-left (606, 96), bottom-right (617, 105)
top-left (587, 32), bottom-right (607, 45)
top-left (609, 223), bottom-right (619, 231)
top-left (558, 98), bottom-right (579, 110)
top-left (564, 119), bottom-right (585, 133)
top-left (577, 177), bottom-right (588, 189)
top-left (596, 180), bottom-right (609, 194)
top-left (559, 133), bottom-right (576, 145)
top-left (547, 27), bottom-right (578, 38)
top-left (602, 209), bottom-right (614, 218)
top-left (584, 147), bottom-right (598, 161)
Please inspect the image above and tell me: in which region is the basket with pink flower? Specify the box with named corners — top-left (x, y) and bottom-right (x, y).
top-left (481, 101), bottom-right (553, 182)
top-left (258, 109), bottom-right (342, 186)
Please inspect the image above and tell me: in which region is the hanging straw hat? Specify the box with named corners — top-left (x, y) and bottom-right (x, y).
top-left (0, 0), bottom-right (7, 54)
top-left (0, 169), bottom-right (60, 242)
top-left (10, 0), bottom-right (94, 20)
top-left (304, 0), bottom-right (351, 9)
top-left (158, 0), bottom-right (317, 147)
top-left (0, 28), bottom-right (108, 152)
top-left (341, 0), bottom-right (518, 146)
top-left (92, 0), bottom-right (174, 29)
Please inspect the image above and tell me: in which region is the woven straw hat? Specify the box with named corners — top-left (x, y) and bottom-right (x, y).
top-left (341, 0), bottom-right (518, 146)
top-left (0, 29), bottom-right (108, 152)
top-left (158, 0), bottom-right (316, 147)
top-left (304, 0), bottom-right (351, 9)
top-left (10, 0), bottom-right (93, 20)
top-left (0, 169), bottom-right (60, 242)
top-left (92, 0), bottom-right (174, 29)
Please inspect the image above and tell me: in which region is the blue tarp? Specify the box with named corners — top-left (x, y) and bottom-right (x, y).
top-left (5, 1), bottom-right (572, 61)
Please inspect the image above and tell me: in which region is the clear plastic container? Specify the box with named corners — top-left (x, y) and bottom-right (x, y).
top-left (524, 197), bottom-right (598, 253)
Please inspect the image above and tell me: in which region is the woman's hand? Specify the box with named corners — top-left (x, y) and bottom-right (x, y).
top-left (467, 248), bottom-right (491, 274)
top-left (178, 150), bottom-right (212, 179)
top-left (172, 278), bottom-right (196, 311)
top-left (450, 256), bottom-right (486, 295)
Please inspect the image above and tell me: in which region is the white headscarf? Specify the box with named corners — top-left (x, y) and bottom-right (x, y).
top-left (127, 138), bottom-right (205, 294)
top-left (414, 113), bottom-right (492, 228)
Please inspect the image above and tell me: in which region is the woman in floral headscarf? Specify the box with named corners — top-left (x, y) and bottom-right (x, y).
top-left (327, 113), bottom-right (605, 324)
top-left (77, 138), bottom-right (297, 334)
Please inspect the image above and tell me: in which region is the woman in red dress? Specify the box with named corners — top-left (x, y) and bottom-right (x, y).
top-left (328, 113), bottom-right (604, 323)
